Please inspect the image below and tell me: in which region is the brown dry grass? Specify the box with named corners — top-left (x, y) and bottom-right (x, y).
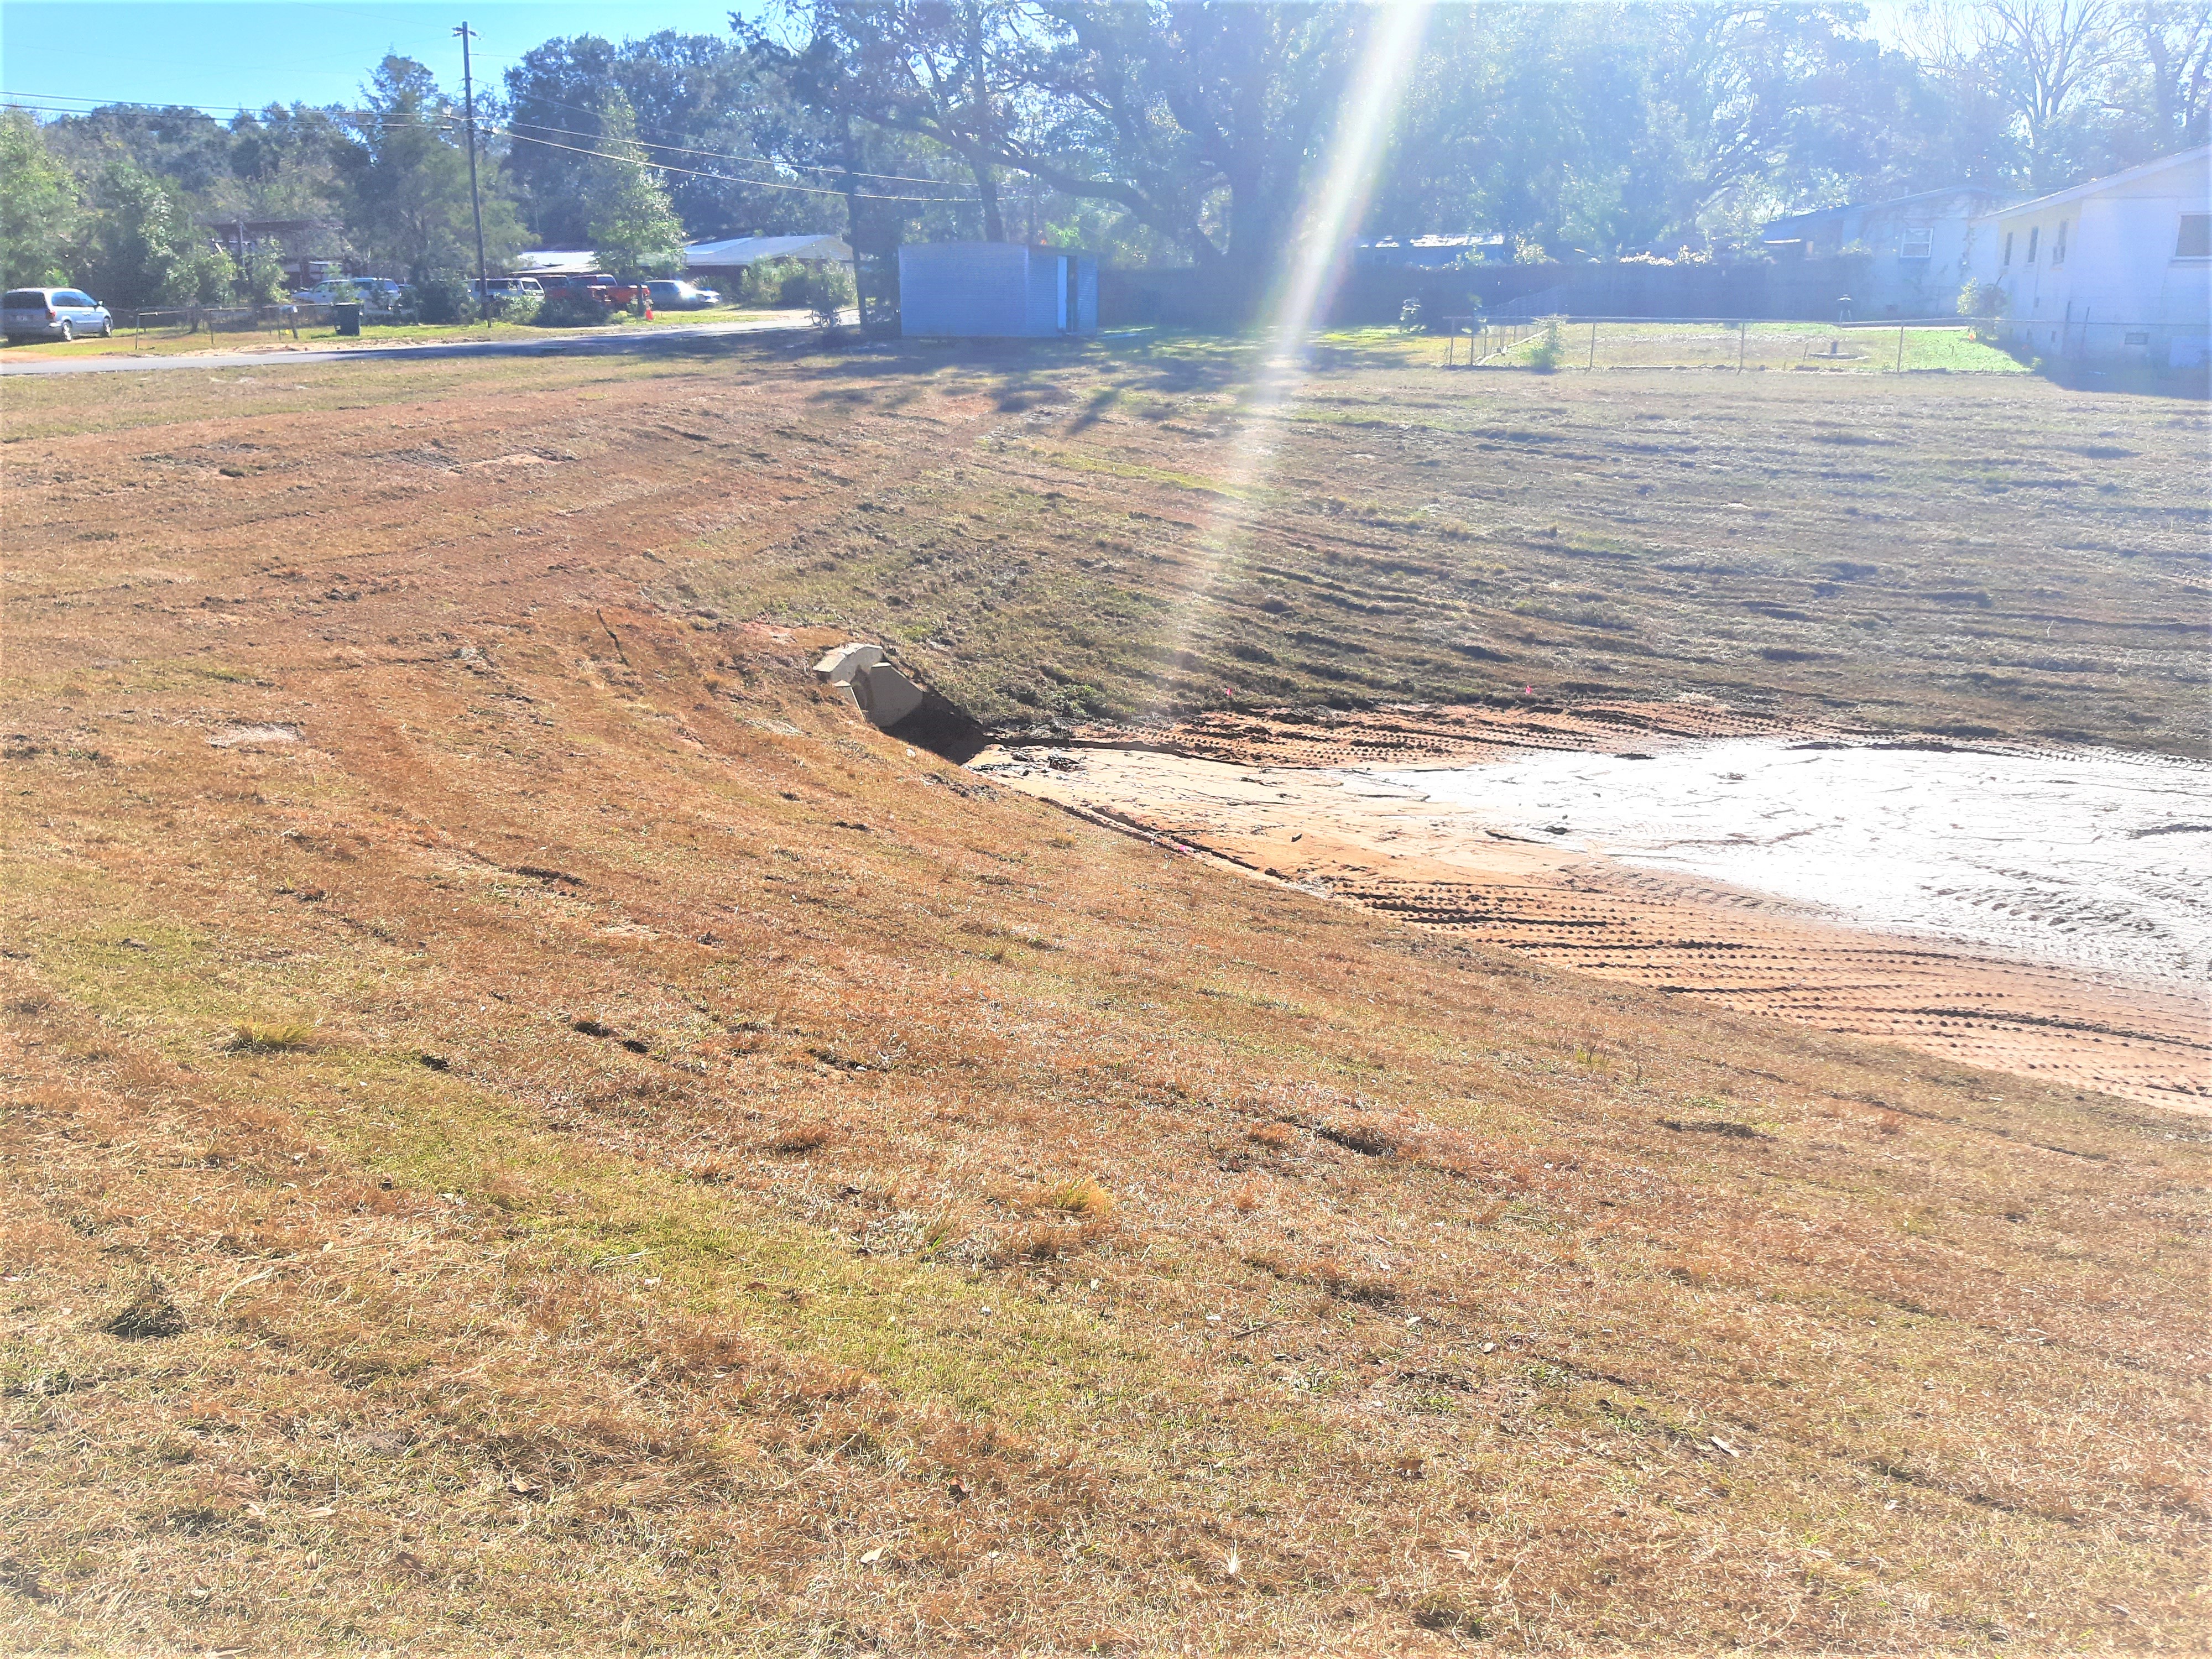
top-left (0, 340), bottom-right (2204, 1653)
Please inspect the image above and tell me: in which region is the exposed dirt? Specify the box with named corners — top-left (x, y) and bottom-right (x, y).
top-left (2, 343), bottom-right (2205, 1653)
top-left (979, 704), bottom-right (2208, 1110)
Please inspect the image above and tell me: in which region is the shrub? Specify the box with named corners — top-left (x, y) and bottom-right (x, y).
top-left (1957, 278), bottom-right (2007, 342)
top-left (1398, 297), bottom-right (1425, 332)
top-left (738, 256), bottom-right (807, 307)
top-left (481, 292), bottom-right (538, 324)
top-left (415, 275), bottom-right (474, 324)
top-left (239, 249), bottom-right (289, 306)
top-left (534, 290), bottom-right (609, 328)
top-left (799, 264), bottom-right (857, 329)
top-left (1526, 316), bottom-right (1564, 371)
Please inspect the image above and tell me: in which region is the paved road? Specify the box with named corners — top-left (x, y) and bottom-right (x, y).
top-left (0, 314), bottom-right (821, 377)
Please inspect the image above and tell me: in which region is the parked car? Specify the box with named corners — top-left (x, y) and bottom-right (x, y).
top-left (474, 276), bottom-right (545, 304)
top-left (538, 273), bottom-right (617, 296)
top-left (647, 279), bottom-right (721, 310)
top-left (3, 286), bottom-right (113, 343)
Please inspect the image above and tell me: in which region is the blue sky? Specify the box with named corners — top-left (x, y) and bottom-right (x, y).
top-left (1, 1), bottom-right (1916, 124)
top-left (1, 2), bottom-right (763, 118)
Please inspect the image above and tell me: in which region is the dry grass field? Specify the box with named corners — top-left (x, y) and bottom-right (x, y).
top-left (1, 335), bottom-right (2205, 1655)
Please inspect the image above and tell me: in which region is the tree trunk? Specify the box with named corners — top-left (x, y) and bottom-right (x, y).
top-left (969, 7), bottom-right (1005, 242)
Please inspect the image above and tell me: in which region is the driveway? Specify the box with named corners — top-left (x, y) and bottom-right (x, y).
top-left (0, 312), bottom-right (828, 377)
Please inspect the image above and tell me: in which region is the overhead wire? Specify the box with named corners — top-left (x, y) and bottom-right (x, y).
top-left (500, 107), bottom-right (974, 189)
top-left (481, 122), bottom-right (975, 204)
top-left (3, 87), bottom-right (984, 202)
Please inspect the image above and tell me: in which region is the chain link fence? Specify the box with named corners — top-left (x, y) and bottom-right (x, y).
top-left (1439, 315), bottom-right (2030, 373)
top-left (1440, 314), bottom-right (2206, 383)
top-left (131, 304), bottom-right (328, 340)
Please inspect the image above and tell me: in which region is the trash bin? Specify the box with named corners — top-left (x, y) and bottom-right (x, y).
top-left (333, 302), bottom-right (362, 337)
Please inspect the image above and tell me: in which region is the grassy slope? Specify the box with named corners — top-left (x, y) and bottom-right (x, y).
top-left (685, 332), bottom-right (2203, 753)
top-left (0, 304), bottom-right (797, 361)
top-left (0, 340), bottom-right (2204, 1654)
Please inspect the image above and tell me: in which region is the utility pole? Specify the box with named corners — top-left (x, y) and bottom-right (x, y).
top-left (455, 22), bottom-right (488, 327)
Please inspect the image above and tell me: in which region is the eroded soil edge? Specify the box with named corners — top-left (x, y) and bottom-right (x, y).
top-left (978, 702), bottom-right (2209, 1112)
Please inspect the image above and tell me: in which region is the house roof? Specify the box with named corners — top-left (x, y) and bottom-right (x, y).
top-left (1763, 186), bottom-right (2008, 239)
top-left (685, 234), bottom-right (852, 267)
top-left (512, 249), bottom-right (604, 274)
top-left (1976, 145), bottom-right (2211, 220)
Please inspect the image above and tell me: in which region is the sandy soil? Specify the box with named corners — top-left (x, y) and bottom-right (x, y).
top-left (978, 703), bottom-right (2209, 1112)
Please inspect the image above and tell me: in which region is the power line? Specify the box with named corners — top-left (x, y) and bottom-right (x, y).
top-left (483, 123), bottom-right (977, 204)
top-left (3, 86), bottom-right (983, 196)
top-left (1, 90), bottom-right (455, 132)
top-left (502, 110), bottom-right (975, 190)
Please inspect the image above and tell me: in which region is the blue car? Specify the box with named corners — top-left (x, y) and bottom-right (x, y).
top-left (3, 286), bottom-right (113, 343)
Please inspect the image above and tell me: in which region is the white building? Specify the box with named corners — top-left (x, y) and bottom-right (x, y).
top-left (512, 248), bottom-right (604, 277)
top-left (683, 233), bottom-right (853, 290)
top-left (1762, 187), bottom-right (2015, 317)
top-left (1975, 146), bottom-right (2211, 368)
top-left (896, 243), bottom-right (1098, 338)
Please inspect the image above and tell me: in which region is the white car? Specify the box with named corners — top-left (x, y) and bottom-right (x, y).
top-left (647, 279), bottom-right (722, 310)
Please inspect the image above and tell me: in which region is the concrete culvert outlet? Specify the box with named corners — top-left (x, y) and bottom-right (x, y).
top-left (812, 640), bottom-right (984, 758)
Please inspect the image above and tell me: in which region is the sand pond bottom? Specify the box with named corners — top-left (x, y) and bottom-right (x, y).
top-left (978, 723), bottom-right (2209, 1112)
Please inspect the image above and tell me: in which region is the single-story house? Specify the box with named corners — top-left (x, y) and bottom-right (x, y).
top-left (1762, 186), bottom-right (2015, 317)
top-left (513, 249), bottom-right (607, 277)
top-left (1974, 146), bottom-right (2211, 368)
top-left (896, 243), bottom-right (1098, 338)
top-left (1354, 234), bottom-right (1506, 269)
top-left (684, 234), bottom-right (853, 294)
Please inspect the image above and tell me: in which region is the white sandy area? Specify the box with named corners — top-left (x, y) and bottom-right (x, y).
top-left (1359, 738), bottom-right (2212, 988)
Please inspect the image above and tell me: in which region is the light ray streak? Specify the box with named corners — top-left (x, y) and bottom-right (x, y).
top-left (1141, 2), bottom-right (1433, 722)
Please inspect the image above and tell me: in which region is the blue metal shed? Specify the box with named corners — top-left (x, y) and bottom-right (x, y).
top-left (897, 243), bottom-right (1098, 338)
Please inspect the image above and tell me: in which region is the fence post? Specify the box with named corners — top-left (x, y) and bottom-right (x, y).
top-left (1588, 320), bottom-right (1597, 371)
top-left (1897, 324), bottom-right (1905, 371)
top-left (1738, 321), bottom-right (1746, 373)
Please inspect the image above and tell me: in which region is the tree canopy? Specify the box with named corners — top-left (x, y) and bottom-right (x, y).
top-left (3, 1), bottom-right (2205, 305)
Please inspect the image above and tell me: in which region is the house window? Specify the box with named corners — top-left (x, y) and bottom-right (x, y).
top-left (2002, 231), bottom-right (2013, 267)
top-left (1900, 225), bottom-right (1933, 260)
top-left (2053, 220), bottom-right (2067, 265)
top-left (2179, 213), bottom-right (2212, 258)
top-left (2026, 227), bottom-right (2039, 263)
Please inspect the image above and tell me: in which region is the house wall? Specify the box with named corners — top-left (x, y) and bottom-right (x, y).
top-left (1981, 150), bottom-right (2211, 366)
top-left (1767, 190), bottom-right (1996, 315)
top-left (1849, 194), bottom-right (1987, 315)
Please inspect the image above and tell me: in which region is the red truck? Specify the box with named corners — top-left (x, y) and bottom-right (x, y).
top-left (538, 273), bottom-right (653, 315)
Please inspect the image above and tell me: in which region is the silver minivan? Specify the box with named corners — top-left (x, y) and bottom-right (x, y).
top-left (3, 286), bottom-right (114, 343)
